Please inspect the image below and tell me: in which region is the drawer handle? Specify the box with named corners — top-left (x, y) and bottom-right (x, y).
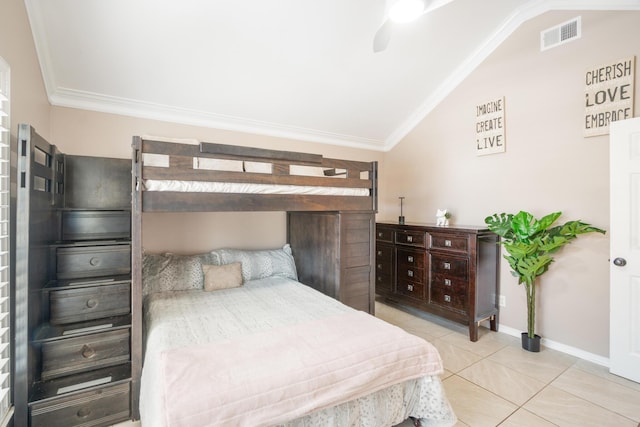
top-left (444, 278), bottom-right (452, 286)
top-left (407, 270), bottom-right (414, 278)
top-left (377, 264), bottom-right (382, 269)
top-left (81, 344), bottom-right (96, 359)
top-left (378, 232), bottom-right (383, 237)
top-left (89, 256), bottom-right (101, 266)
top-left (407, 255), bottom-right (414, 263)
top-left (443, 262), bottom-right (451, 270)
top-left (407, 236), bottom-right (413, 243)
top-left (445, 239), bottom-right (452, 247)
top-left (407, 284), bottom-right (413, 292)
top-left (86, 298), bottom-right (99, 309)
top-left (444, 295), bottom-right (451, 303)
top-left (76, 407), bottom-right (92, 419)
top-left (377, 250), bottom-right (382, 256)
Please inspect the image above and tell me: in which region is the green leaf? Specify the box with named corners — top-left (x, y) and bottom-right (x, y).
top-left (535, 235), bottom-right (570, 253)
top-left (484, 213), bottom-right (514, 239)
top-left (503, 241), bottom-right (538, 258)
top-left (515, 254), bottom-right (554, 281)
top-left (511, 211), bottom-right (537, 240)
top-left (537, 211), bottom-right (562, 231)
top-left (559, 221), bottom-right (606, 237)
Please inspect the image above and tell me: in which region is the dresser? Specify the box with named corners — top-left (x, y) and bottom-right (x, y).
top-left (15, 129), bottom-right (135, 427)
top-left (287, 211), bottom-right (375, 314)
top-left (375, 221), bottom-right (499, 341)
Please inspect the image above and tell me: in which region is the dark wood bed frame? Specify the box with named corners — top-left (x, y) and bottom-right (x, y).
top-left (15, 129), bottom-right (379, 425)
top-left (130, 136), bottom-right (378, 419)
top-left (15, 128), bottom-right (379, 425)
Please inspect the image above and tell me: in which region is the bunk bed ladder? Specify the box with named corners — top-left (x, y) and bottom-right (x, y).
top-left (130, 136), bottom-right (142, 419)
top-left (14, 124), bottom-right (64, 427)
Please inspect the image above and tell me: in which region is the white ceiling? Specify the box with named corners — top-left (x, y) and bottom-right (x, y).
top-left (25, 0), bottom-right (640, 151)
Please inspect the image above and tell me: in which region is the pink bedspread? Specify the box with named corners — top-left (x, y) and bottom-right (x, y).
top-left (158, 310), bottom-right (443, 427)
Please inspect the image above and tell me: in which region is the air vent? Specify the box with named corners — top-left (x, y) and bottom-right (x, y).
top-left (540, 16), bottom-right (581, 51)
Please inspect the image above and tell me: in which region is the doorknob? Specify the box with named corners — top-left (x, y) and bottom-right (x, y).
top-left (613, 257), bottom-right (627, 266)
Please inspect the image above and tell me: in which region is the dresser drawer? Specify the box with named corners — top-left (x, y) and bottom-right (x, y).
top-left (62, 211), bottom-right (130, 241)
top-left (30, 382), bottom-right (130, 427)
top-left (397, 279), bottom-right (426, 300)
top-left (430, 233), bottom-right (469, 253)
top-left (375, 245), bottom-right (394, 276)
top-left (397, 248), bottom-right (426, 268)
top-left (431, 273), bottom-right (468, 293)
top-left (430, 285), bottom-right (467, 313)
top-left (41, 329), bottom-right (131, 380)
top-left (375, 226), bottom-right (394, 243)
top-left (376, 273), bottom-right (394, 294)
top-left (430, 254), bottom-right (468, 278)
top-left (395, 230), bottom-right (426, 247)
top-left (376, 260), bottom-right (393, 277)
top-left (57, 244), bottom-right (131, 279)
top-left (50, 282), bottom-right (131, 324)
top-left (397, 264), bottom-right (425, 285)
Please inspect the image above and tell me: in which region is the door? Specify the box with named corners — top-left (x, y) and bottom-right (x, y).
top-left (610, 116), bottom-right (640, 382)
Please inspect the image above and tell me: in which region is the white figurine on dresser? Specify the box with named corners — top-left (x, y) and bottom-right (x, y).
top-left (436, 209), bottom-right (449, 226)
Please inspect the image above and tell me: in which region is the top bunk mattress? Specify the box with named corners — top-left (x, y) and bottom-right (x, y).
top-left (143, 179), bottom-right (370, 196)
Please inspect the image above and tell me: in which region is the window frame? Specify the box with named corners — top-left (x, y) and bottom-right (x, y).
top-left (0, 55), bottom-right (13, 427)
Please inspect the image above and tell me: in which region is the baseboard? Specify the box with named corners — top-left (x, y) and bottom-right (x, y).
top-left (381, 300), bottom-right (612, 368)
top-left (497, 324), bottom-right (610, 367)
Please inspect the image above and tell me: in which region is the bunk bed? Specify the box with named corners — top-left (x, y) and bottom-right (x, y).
top-left (131, 136), bottom-right (457, 426)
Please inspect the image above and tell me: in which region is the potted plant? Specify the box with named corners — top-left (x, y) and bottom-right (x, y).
top-left (484, 211), bottom-right (605, 352)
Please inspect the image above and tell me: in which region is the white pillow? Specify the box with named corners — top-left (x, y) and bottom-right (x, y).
top-left (210, 244), bottom-right (298, 282)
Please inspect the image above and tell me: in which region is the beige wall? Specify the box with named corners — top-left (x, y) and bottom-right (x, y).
top-left (0, 0), bottom-right (51, 138)
top-left (379, 10), bottom-right (640, 357)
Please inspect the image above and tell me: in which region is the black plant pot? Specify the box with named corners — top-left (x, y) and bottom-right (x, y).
top-left (521, 332), bottom-right (541, 352)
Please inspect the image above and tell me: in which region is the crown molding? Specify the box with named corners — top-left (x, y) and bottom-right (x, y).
top-left (24, 0), bottom-right (57, 102)
top-left (49, 87), bottom-right (387, 151)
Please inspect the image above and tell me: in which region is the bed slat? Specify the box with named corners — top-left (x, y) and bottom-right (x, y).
top-left (142, 192), bottom-right (373, 212)
top-left (200, 141), bottom-right (323, 164)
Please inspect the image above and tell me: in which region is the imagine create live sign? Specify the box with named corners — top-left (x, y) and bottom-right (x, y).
top-left (476, 96), bottom-right (505, 156)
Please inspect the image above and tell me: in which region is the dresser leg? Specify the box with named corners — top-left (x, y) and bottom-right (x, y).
top-left (490, 314), bottom-right (498, 332)
top-left (469, 323), bottom-right (479, 342)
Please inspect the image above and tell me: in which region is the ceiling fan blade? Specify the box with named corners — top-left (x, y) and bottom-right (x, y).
top-left (373, 18), bottom-right (392, 53)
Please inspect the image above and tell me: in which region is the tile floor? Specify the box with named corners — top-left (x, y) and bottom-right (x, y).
top-left (113, 301), bottom-right (640, 427)
top-left (376, 301), bottom-right (640, 427)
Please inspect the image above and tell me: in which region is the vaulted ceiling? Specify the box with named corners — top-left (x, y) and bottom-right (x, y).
top-left (25, 0), bottom-right (640, 150)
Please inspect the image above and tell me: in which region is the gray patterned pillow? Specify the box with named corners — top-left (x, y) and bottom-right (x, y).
top-left (142, 252), bottom-right (216, 296)
top-left (210, 244), bottom-right (298, 282)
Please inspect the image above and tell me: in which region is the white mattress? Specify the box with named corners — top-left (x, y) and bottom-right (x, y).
top-left (143, 179), bottom-right (370, 197)
top-left (140, 277), bottom-right (456, 427)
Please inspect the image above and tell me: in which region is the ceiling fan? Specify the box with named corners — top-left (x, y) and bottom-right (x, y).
top-left (373, 0), bottom-right (448, 52)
